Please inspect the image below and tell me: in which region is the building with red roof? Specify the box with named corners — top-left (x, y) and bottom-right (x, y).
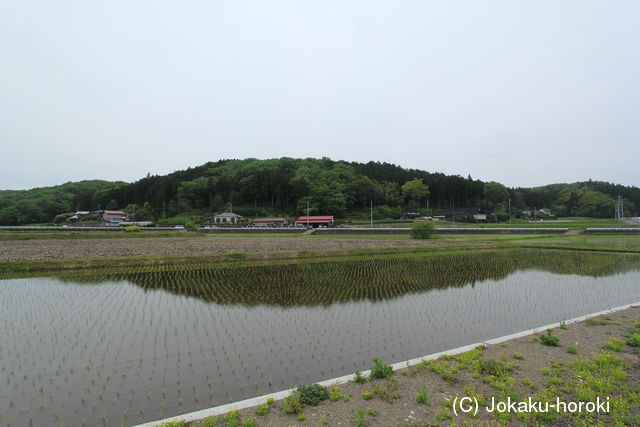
top-left (295, 216), bottom-right (334, 227)
top-left (250, 218), bottom-right (288, 227)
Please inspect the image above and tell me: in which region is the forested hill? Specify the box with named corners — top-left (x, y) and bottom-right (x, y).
top-left (0, 158), bottom-right (638, 225)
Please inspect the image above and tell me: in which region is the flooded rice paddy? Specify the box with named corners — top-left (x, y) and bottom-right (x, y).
top-left (1, 249), bottom-right (640, 426)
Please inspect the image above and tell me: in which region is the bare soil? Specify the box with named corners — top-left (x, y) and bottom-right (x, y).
top-left (0, 236), bottom-right (459, 261)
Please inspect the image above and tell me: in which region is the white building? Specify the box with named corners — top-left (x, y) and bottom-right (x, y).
top-left (213, 212), bottom-right (243, 224)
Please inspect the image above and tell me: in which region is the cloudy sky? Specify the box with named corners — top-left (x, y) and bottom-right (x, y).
top-left (1, 1), bottom-right (638, 190)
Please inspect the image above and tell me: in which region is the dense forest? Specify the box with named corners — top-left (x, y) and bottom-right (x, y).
top-left (0, 158), bottom-right (638, 225)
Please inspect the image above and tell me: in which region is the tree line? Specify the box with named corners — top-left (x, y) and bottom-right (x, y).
top-left (0, 158), bottom-right (637, 225)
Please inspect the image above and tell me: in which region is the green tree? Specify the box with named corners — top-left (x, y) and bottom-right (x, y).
top-left (0, 206), bottom-right (19, 225)
top-left (402, 179), bottom-right (430, 206)
top-left (483, 182), bottom-right (508, 210)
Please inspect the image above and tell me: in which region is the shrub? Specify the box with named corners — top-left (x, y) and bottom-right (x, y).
top-left (370, 358), bottom-right (393, 379)
top-left (296, 384), bottom-right (329, 406)
top-left (353, 371), bottom-right (367, 384)
top-left (283, 394), bottom-right (302, 414)
top-left (540, 330), bottom-right (560, 346)
top-left (410, 221), bottom-right (436, 239)
top-left (125, 225), bottom-right (140, 232)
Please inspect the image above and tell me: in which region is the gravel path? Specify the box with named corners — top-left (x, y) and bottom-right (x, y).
top-left (0, 236), bottom-right (456, 261)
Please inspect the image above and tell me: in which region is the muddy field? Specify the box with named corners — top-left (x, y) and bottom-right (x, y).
top-left (0, 235), bottom-right (458, 261)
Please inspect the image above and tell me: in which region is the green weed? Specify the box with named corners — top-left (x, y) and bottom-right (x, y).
top-left (540, 330), bottom-right (560, 346)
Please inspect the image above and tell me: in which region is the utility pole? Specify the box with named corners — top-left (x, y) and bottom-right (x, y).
top-left (370, 200), bottom-right (373, 228)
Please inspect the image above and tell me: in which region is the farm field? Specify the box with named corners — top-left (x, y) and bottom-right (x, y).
top-left (0, 235), bottom-right (458, 262)
top-left (1, 249), bottom-right (640, 426)
top-left (349, 217), bottom-right (640, 229)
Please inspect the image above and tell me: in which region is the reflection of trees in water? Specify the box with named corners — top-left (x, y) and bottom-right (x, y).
top-left (57, 250), bottom-right (640, 307)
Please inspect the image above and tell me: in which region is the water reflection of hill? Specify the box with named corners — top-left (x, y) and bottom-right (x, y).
top-left (57, 249), bottom-right (640, 307)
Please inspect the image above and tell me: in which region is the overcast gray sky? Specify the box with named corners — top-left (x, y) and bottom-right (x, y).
top-left (1, 1), bottom-right (638, 190)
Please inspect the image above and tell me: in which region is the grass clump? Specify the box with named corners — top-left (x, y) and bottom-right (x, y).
top-left (224, 411), bottom-right (241, 427)
top-left (602, 338), bottom-right (626, 352)
top-left (370, 358), bottom-right (393, 379)
top-left (540, 330), bottom-right (560, 346)
top-left (625, 333), bottom-right (640, 347)
top-left (243, 419), bottom-right (255, 427)
top-left (353, 371), bottom-right (367, 384)
top-left (366, 408), bottom-right (377, 416)
top-left (373, 382), bottom-right (401, 402)
top-left (201, 417), bottom-right (217, 427)
top-left (283, 394), bottom-right (302, 415)
top-left (411, 221), bottom-right (436, 239)
top-left (254, 403), bottom-right (269, 416)
top-left (416, 387), bottom-right (430, 405)
top-left (227, 251), bottom-right (247, 260)
top-left (435, 409), bottom-right (453, 420)
top-left (354, 409), bottom-right (368, 427)
top-left (567, 345), bottom-right (579, 355)
top-left (478, 359), bottom-right (514, 377)
top-left (329, 386), bottom-right (342, 401)
top-left (361, 391), bottom-right (374, 400)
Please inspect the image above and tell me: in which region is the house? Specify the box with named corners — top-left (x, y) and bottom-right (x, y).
top-left (522, 208), bottom-right (554, 219)
top-left (101, 210), bottom-right (126, 224)
top-left (251, 218), bottom-right (288, 227)
top-left (214, 212), bottom-right (243, 224)
top-left (402, 211), bottom-right (422, 220)
top-left (295, 216), bottom-right (334, 228)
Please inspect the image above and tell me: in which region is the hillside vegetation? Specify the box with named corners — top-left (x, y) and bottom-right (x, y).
top-left (0, 158), bottom-right (638, 225)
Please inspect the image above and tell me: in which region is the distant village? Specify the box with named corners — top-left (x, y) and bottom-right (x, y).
top-left (64, 207), bottom-right (558, 229)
